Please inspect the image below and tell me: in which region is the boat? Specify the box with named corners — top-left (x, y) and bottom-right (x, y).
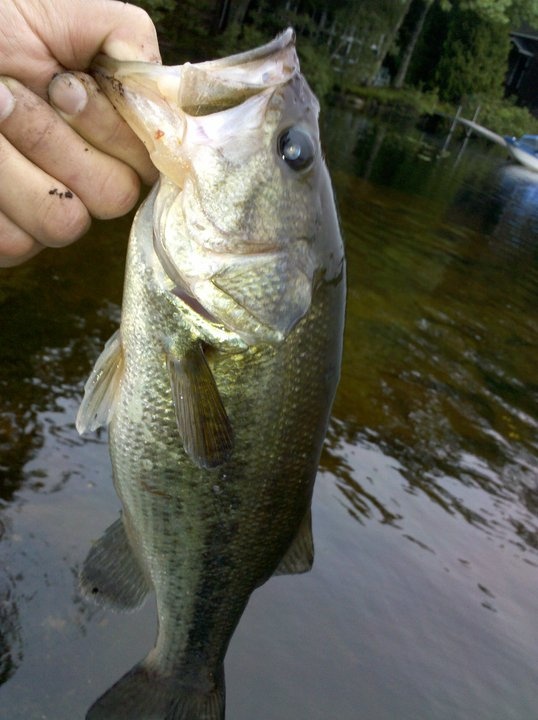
top-left (504, 134), bottom-right (538, 172)
top-left (455, 118), bottom-right (538, 173)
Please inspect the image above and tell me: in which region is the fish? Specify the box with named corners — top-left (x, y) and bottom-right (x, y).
top-left (77, 28), bottom-right (345, 720)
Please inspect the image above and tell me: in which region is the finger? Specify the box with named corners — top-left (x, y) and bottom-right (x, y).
top-left (0, 133), bottom-right (91, 248)
top-left (48, 72), bottom-right (158, 186)
top-left (0, 77), bottom-right (141, 220)
top-left (33, 0), bottom-right (161, 69)
top-left (0, 209), bottom-right (43, 268)
top-left (60, 1), bottom-right (161, 64)
top-left (3, 2), bottom-right (161, 99)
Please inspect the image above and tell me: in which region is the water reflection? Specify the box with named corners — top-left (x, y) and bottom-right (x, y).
top-left (325, 114), bottom-right (538, 553)
top-left (0, 220), bottom-right (128, 499)
top-left (0, 219), bottom-right (130, 717)
top-left (0, 523), bottom-right (22, 686)
top-left (0, 111), bottom-right (537, 719)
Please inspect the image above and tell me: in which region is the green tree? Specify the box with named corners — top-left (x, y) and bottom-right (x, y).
top-left (135, 0), bottom-right (222, 61)
top-left (393, 0), bottom-right (538, 92)
top-left (461, 0), bottom-right (538, 24)
top-left (219, 0), bottom-right (337, 98)
top-left (435, 4), bottom-right (510, 102)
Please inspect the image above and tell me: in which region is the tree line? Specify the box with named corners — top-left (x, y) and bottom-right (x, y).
top-left (135, 0), bottom-right (538, 107)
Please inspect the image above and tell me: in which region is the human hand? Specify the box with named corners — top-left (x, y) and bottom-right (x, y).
top-left (0, 0), bottom-right (161, 267)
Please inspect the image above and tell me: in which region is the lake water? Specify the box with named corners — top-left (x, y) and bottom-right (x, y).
top-left (1, 110), bottom-right (537, 719)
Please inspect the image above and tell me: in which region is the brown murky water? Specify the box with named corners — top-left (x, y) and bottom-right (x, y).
top-left (1, 111), bottom-right (537, 719)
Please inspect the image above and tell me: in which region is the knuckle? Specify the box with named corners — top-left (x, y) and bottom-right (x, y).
top-left (100, 113), bottom-right (134, 151)
top-left (25, 120), bottom-right (54, 155)
top-left (94, 169), bottom-right (140, 219)
top-left (6, 93), bottom-right (60, 156)
top-left (121, 7), bottom-right (160, 61)
top-left (39, 195), bottom-right (91, 247)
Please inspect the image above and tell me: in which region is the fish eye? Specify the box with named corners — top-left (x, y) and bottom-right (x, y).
top-left (277, 127), bottom-right (315, 171)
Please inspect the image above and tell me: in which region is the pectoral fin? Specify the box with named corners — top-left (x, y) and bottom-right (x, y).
top-left (76, 330), bottom-right (124, 434)
top-left (80, 517), bottom-right (151, 610)
top-left (167, 345), bottom-right (233, 469)
top-left (274, 510), bottom-right (314, 576)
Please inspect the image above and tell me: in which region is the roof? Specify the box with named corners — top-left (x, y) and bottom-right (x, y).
top-left (511, 24), bottom-right (538, 41)
top-left (511, 35), bottom-right (535, 56)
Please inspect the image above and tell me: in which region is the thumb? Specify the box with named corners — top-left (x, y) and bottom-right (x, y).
top-left (7, 0), bottom-right (161, 94)
top-left (51, 0), bottom-right (161, 65)
top-left (66, 0), bottom-right (161, 67)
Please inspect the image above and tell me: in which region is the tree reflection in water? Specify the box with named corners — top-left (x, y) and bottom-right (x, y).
top-left (0, 116), bottom-right (537, 719)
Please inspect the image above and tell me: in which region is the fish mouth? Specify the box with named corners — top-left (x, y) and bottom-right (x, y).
top-left (92, 27), bottom-right (297, 94)
top-left (197, 27), bottom-right (295, 70)
top-left (184, 27), bottom-right (298, 103)
top-left (178, 28), bottom-right (299, 116)
top-left (90, 28), bottom-right (300, 155)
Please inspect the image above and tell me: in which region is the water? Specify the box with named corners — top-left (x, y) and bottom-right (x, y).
top-left (1, 110), bottom-right (537, 719)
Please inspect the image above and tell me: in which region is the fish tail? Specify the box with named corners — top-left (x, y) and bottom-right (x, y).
top-left (86, 660), bottom-right (225, 720)
top-left (168, 666), bottom-right (225, 720)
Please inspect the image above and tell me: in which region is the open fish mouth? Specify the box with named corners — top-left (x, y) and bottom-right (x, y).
top-left (176, 27), bottom-right (299, 114)
top-left (91, 28), bottom-right (299, 121)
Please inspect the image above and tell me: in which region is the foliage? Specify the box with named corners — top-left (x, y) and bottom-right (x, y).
top-left (127, 0), bottom-right (538, 125)
top-left (134, 0), bottom-right (220, 62)
top-left (337, 85), bottom-right (538, 137)
top-left (327, 0), bottom-right (415, 88)
top-left (510, 0), bottom-right (538, 25)
top-left (294, 40), bottom-right (336, 100)
top-left (434, 6), bottom-right (510, 102)
top-left (344, 84), bottom-right (448, 117)
top-left (463, 0), bottom-right (538, 24)
top-left (218, 0), bottom-right (306, 56)
top-left (404, 1), bottom-right (449, 89)
top-left (132, 0), bottom-right (176, 25)
top-left (471, 97), bottom-right (538, 136)
top-left (218, 1), bottom-right (337, 100)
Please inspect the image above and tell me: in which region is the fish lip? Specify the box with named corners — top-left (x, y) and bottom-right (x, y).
top-left (91, 27), bottom-right (296, 77)
top-left (201, 29), bottom-right (298, 90)
top-left (91, 28), bottom-right (299, 102)
top-left (196, 27), bottom-right (296, 71)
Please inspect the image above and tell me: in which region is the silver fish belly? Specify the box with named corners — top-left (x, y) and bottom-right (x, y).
top-left (77, 28), bottom-right (345, 720)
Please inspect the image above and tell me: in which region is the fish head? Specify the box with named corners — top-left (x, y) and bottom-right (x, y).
top-left (92, 30), bottom-right (343, 344)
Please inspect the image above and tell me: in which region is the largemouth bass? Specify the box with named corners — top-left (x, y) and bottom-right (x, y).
top-left (77, 28), bottom-right (345, 720)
